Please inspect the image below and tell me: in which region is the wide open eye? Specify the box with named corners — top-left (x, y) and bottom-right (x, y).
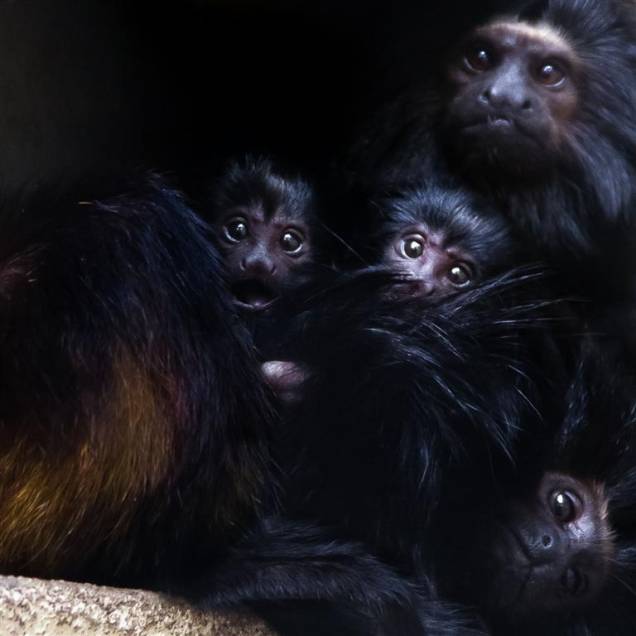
top-left (536, 60), bottom-right (566, 87)
top-left (464, 45), bottom-right (494, 72)
top-left (447, 263), bottom-right (473, 287)
top-left (280, 229), bottom-right (304, 254)
top-left (549, 489), bottom-right (580, 523)
top-left (224, 217), bottom-right (248, 242)
top-left (400, 236), bottom-right (425, 259)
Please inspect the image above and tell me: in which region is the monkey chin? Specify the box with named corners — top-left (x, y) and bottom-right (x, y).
top-left (450, 118), bottom-right (551, 179)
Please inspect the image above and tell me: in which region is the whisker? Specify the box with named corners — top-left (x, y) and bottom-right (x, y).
top-left (319, 222), bottom-right (370, 266)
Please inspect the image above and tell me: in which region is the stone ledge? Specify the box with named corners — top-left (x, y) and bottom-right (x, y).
top-left (0, 575), bottom-right (276, 636)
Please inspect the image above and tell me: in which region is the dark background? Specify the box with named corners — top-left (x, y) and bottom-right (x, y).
top-left (0, 0), bottom-right (511, 190)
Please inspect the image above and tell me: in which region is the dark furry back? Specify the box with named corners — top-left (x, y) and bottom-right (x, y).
top-left (0, 173), bottom-right (274, 584)
top-left (276, 267), bottom-right (563, 568)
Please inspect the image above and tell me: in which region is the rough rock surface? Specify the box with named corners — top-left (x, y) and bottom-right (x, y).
top-left (0, 576), bottom-right (277, 636)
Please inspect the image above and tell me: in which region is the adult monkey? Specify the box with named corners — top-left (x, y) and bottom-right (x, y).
top-left (262, 266), bottom-right (564, 635)
top-left (444, 0), bottom-right (636, 360)
top-left (347, 0), bottom-right (636, 257)
top-left (438, 349), bottom-right (636, 635)
top-left (346, 0), bottom-right (636, 359)
top-left (0, 174), bottom-right (441, 635)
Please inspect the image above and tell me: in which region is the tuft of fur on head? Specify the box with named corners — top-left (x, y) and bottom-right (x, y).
top-left (551, 344), bottom-right (636, 484)
top-left (211, 155), bottom-right (317, 223)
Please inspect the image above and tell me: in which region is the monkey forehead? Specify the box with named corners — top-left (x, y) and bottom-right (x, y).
top-left (233, 205), bottom-right (307, 230)
top-left (390, 223), bottom-right (459, 250)
top-left (475, 20), bottom-right (573, 57)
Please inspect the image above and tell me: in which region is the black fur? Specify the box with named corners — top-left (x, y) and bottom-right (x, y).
top-left (346, 0), bottom-right (636, 257)
top-left (452, 348), bottom-right (636, 635)
top-left (205, 155), bottom-right (318, 225)
top-left (0, 173), bottom-right (271, 584)
top-left (277, 268), bottom-right (561, 568)
top-left (530, 353), bottom-right (636, 636)
top-left (202, 155), bottom-right (328, 349)
top-left (345, 0), bottom-right (636, 364)
top-left (368, 179), bottom-right (516, 277)
top-left (256, 267), bottom-right (567, 633)
top-left (0, 173), bottom-right (451, 634)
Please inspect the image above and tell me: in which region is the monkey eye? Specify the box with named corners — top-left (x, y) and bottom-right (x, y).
top-left (400, 236), bottom-right (425, 259)
top-left (561, 568), bottom-right (589, 597)
top-left (535, 60), bottom-right (566, 87)
top-left (280, 229), bottom-right (304, 254)
top-left (549, 489), bottom-right (580, 523)
top-left (224, 217), bottom-right (249, 243)
top-left (446, 263), bottom-right (473, 287)
top-left (464, 45), bottom-right (493, 72)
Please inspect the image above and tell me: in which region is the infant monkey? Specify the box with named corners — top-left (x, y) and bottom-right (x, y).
top-left (209, 156), bottom-right (318, 314)
top-left (208, 157), bottom-right (320, 401)
top-left (372, 181), bottom-right (515, 299)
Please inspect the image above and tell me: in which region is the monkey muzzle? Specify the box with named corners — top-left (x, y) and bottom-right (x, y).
top-left (231, 278), bottom-right (279, 312)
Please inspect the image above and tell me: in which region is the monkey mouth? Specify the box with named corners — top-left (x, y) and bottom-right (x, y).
top-left (462, 115), bottom-right (539, 144)
top-left (391, 278), bottom-right (437, 299)
top-left (488, 114), bottom-right (513, 128)
top-left (231, 279), bottom-right (278, 312)
top-left (463, 115), bottom-right (515, 134)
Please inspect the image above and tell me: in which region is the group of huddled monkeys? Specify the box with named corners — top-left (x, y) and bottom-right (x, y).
top-left (1, 0), bottom-right (636, 634)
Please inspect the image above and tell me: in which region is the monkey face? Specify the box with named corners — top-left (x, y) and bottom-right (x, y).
top-left (217, 206), bottom-right (312, 312)
top-left (375, 186), bottom-right (513, 298)
top-left (444, 21), bottom-right (579, 173)
top-left (383, 224), bottom-right (476, 299)
top-left (484, 471), bottom-right (612, 617)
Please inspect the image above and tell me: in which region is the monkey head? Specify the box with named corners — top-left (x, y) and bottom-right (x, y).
top-left (443, 15), bottom-right (580, 175)
top-left (481, 471), bottom-right (613, 618)
top-left (376, 184), bottom-right (514, 299)
top-left (213, 158), bottom-right (316, 313)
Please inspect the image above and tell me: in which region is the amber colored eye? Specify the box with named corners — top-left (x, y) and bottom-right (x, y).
top-left (223, 217), bottom-right (248, 242)
top-left (549, 489), bottom-right (580, 523)
top-left (464, 46), bottom-right (493, 72)
top-left (447, 263), bottom-right (473, 287)
top-left (536, 61), bottom-right (566, 86)
top-left (280, 229), bottom-right (304, 254)
top-left (400, 236), bottom-right (425, 259)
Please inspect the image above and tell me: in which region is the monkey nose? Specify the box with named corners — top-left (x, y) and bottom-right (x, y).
top-left (401, 278), bottom-right (436, 297)
top-left (241, 256), bottom-right (276, 276)
top-left (525, 530), bottom-right (562, 564)
top-left (482, 87), bottom-right (532, 113)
